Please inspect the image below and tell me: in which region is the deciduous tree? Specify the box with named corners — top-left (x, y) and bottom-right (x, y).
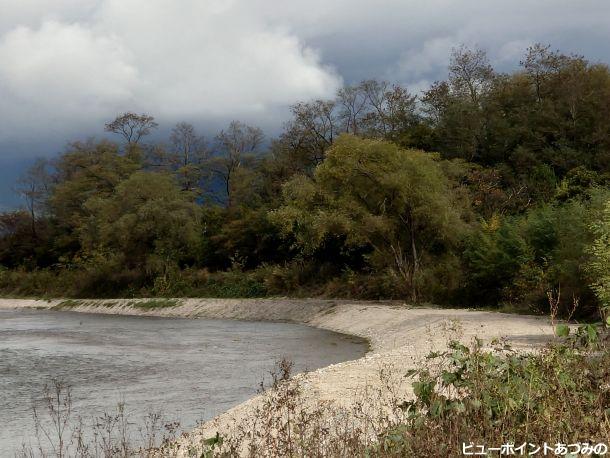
top-left (15, 158), bottom-right (51, 238)
top-left (272, 135), bottom-right (468, 301)
top-left (209, 121), bottom-right (263, 207)
top-left (105, 112), bottom-right (158, 146)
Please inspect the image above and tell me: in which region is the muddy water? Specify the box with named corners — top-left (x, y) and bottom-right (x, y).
top-left (0, 308), bottom-right (367, 454)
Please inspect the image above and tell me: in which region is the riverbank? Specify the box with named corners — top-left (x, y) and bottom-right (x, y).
top-left (0, 298), bottom-right (556, 455)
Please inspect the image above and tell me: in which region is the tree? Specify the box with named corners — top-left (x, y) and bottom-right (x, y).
top-left (463, 218), bottom-right (532, 305)
top-left (449, 45), bottom-right (495, 104)
top-left (49, 140), bottom-right (140, 253)
top-left (359, 80), bottom-right (418, 139)
top-left (15, 158), bottom-right (52, 238)
top-left (80, 171), bottom-right (200, 272)
top-left (105, 112), bottom-right (158, 146)
top-left (278, 100), bottom-right (339, 173)
top-left (210, 121), bottom-right (263, 207)
top-left (273, 80), bottom-right (418, 180)
top-left (520, 43), bottom-right (571, 103)
top-left (586, 199), bottom-right (610, 324)
top-left (272, 135), bottom-right (468, 301)
top-left (169, 122), bottom-right (208, 192)
top-left (337, 84), bottom-right (369, 135)
top-left (0, 210), bottom-right (40, 268)
top-left (421, 46), bottom-right (496, 162)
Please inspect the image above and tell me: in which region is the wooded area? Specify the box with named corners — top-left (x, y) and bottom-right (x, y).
top-left (2, 44), bottom-right (610, 319)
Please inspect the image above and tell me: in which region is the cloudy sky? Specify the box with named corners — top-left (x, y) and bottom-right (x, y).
top-left (2, 0), bottom-right (610, 209)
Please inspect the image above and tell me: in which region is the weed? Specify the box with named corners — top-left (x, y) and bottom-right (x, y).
top-left (18, 380), bottom-right (182, 458)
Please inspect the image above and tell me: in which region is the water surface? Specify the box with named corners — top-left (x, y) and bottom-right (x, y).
top-left (0, 308), bottom-right (366, 454)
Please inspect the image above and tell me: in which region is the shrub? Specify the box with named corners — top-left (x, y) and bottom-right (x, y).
top-left (374, 337), bottom-right (610, 457)
top-left (179, 331), bottom-right (609, 457)
top-left (463, 219), bottom-right (531, 306)
top-left (587, 199), bottom-right (610, 325)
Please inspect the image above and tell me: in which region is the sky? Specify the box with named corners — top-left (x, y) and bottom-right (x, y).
top-left (2, 0), bottom-right (610, 209)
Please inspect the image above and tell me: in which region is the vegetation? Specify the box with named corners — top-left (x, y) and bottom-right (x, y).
top-left (272, 135), bottom-right (468, 302)
top-left (7, 42), bottom-right (610, 458)
top-left (132, 299), bottom-right (179, 310)
top-left (2, 43), bottom-right (610, 319)
top-left (376, 335), bottom-right (609, 457)
top-left (18, 379), bottom-right (183, 458)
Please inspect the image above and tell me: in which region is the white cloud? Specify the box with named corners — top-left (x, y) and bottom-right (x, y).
top-left (1, 0), bottom-right (610, 156)
top-left (391, 37), bottom-right (455, 84)
top-left (0, 0), bottom-right (100, 33)
top-left (0, 0), bottom-right (342, 152)
top-left (0, 21), bottom-right (138, 127)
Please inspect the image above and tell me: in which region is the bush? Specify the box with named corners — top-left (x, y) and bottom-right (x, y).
top-left (375, 336), bottom-right (610, 457)
top-left (259, 260), bottom-right (323, 295)
top-left (463, 219), bottom-right (531, 306)
top-left (321, 269), bottom-right (409, 300)
top-left (0, 266), bottom-right (268, 299)
top-left (194, 270), bottom-right (268, 298)
top-left (462, 190), bottom-right (610, 316)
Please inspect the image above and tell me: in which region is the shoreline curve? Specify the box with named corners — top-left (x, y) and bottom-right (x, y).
top-left (0, 298), bottom-right (555, 455)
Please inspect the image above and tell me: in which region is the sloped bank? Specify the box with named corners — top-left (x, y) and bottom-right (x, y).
top-left (0, 298), bottom-right (555, 455)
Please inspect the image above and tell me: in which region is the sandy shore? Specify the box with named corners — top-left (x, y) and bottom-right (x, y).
top-left (0, 298), bottom-right (555, 455)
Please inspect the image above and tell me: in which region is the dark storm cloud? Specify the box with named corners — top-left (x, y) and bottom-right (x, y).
top-left (0, 0), bottom-right (609, 170)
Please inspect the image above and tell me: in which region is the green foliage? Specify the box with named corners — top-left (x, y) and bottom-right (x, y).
top-left (586, 199), bottom-right (610, 323)
top-left (50, 141), bottom-right (140, 245)
top-left (463, 218), bottom-right (531, 305)
top-left (80, 171), bottom-right (201, 272)
top-left (0, 267), bottom-right (268, 299)
top-left (3, 44), bottom-right (610, 309)
top-left (203, 207), bottom-right (293, 271)
top-left (190, 270), bottom-right (267, 298)
top-left (462, 190), bottom-right (610, 316)
top-left (133, 298), bottom-right (179, 310)
top-left (273, 135), bottom-right (470, 301)
top-left (555, 323), bottom-right (570, 337)
top-left (374, 337), bottom-right (610, 456)
top-left (201, 432), bottom-right (224, 458)
top-left (556, 167), bottom-right (610, 201)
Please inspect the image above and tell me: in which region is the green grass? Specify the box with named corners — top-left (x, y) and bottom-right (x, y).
top-left (52, 299), bottom-right (83, 310)
top-left (132, 298), bottom-right (180, 310)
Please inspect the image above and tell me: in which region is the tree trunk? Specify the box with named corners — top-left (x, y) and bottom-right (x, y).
top-left (28, 199), bottom-right (37, 240)
top-left (409, 214), bottom-right (419, 303)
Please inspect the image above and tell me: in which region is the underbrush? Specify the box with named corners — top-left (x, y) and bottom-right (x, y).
top-left (0, 260), bottom-right (599, 315)
top-left (376, 335), bottom-right (610, 456)
top-left (0, 264), bottom-right (410, 301)
top-left (0, 267), bottom-right (269, 299)
top-left (261, 262), bottom-right (410, 300)
top-left (17, 380), bottom-right (183, 458)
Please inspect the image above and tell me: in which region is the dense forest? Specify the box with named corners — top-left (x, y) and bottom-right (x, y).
top-left (2, 44), bottom-right (610, 319)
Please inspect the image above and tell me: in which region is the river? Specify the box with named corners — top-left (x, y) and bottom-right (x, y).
top-left (0, 308), bottom-right (367, 454)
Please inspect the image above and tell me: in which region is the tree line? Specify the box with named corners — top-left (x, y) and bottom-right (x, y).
top-left (2, 44), bottom-right (610, 319)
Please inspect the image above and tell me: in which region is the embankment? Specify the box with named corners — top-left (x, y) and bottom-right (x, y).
top-left (0, 298), bottom-right (555, 454)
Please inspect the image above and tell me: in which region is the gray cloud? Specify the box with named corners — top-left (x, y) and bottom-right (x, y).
top-left (0, 0), bottom-right (342, 159)
top-left (1, 0), bottom-right (610, 161)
